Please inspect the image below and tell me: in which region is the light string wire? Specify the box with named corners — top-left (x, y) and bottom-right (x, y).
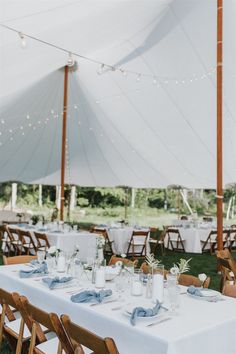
top-left (0, 22), bottom-right (216, 83)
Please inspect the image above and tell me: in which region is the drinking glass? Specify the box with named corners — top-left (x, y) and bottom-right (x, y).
top-left (45, 254), bottom-right (54, 274)
top-left (73, 225), bottom-right (78, 232)
top-left (37, 250), bottom-right (45, 264)
top-left (131, 270), bottom-right (143, 296)
top-left (115, 269), bottom-right (126, 301)
top-left (167, 274), bottom-right (179, 314)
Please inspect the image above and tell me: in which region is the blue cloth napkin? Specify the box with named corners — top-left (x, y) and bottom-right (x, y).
top-left (71, 289), bottom-right (112, 303)
top-left (42, 276), bottom-right (73, 290)
top-left (187, 286), bottom-right (203, 297)
top-left (19, 262), bottom-right (48, 278)
top-left (130, 301), bottom-right (161, 326)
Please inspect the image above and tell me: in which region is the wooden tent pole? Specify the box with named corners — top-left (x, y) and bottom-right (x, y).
top-left (217, 0), bottom-right (223, 250)
top-left (60, 65), bottom-right (69, 221)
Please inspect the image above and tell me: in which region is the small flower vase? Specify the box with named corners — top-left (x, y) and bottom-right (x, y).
top-left (97, 248), bottom-right (104, 262)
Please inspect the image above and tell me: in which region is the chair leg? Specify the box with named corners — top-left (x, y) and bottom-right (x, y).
top-left (15, 318), bottom-right (24, 354)
top-left (28, 322), bottom-right (36, 354)
top-left (0, 304), bottom-right (6, 346)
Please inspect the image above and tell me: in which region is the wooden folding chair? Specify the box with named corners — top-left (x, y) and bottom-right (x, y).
top-left (126, 230), bottom-right (150, 260)
top-left (201, 230), bottom-right (229, 255)
top-left (222, 284), bottom-right (236, 298)
top-left (6, 227), bottom-right (23, 256)
top-left (51, 313), bottom-right (119, 354)
top-left (3, 255), bottom-right (37, 265)
top-left (178, 274), bottom-right (210, 288)
top-left (228, 228), bottom-right (236, 251)
top-left (1, 225), bottom-right (11, 256)
top-left (91, 228), bottom-right (114, 256)
top-left (12, 294), bottom-right (63, 354)
top-left (0, 289), bottom-right (30, 354)
top-left (34, 232), bottom-right (51, 253)
top-left (17, 229), bottom-right (37, 255)
top-left (216, 256), bottom-right (236, 292)
top-left (108, 255), bottom-right (137, 267)
top-left (166, 228), bottom-right (185, 253)
top-left (180, 215), bottom-right (188, 220)
top-left (149, 228), bottom-right (166, 256)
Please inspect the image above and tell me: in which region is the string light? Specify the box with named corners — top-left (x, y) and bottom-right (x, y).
top-left (97, 64), bottom-right (105, 75)
top-left (1, 23), bottom-right (217, 86)
top-left (18, 32), bottom-right (27, 49)
top-left (67, 52), bottom-right (74, 67)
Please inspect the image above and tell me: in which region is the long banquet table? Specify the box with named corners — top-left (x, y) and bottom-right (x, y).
top-left (1, 264), bottom-right (236, 354)
top-left (3, 225), bottom-right (97, 261)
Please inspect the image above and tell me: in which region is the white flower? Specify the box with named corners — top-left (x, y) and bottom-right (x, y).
top-left (170, 266), bottom-right (179, 275)
top-left (48, 246), bottom-right (57, 255)
top-left (96, 235), bottom-right (105, 249)
top-left (115, 261), bottom-right (123, 268)
top-left (121, 253), bottom-right (126, 258)
top-left (198, 273), bottom-right (207, 283)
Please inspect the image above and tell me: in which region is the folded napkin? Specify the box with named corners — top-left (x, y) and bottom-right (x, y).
top-left (19, 262), bottom-right (48, 278)
top-left (130, 301), bottom-right (161, 326)
top-left (187, 286), bottom-right (203, 297)
top-left (42, 276), bottom-right (73, 290)
top-left (71, 289), bottom-right (112, 303)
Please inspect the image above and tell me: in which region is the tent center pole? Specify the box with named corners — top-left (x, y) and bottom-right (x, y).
top-left (60, 65), bottom-right (69, 221)
top-left (217, 0), bottom-right (223, 250)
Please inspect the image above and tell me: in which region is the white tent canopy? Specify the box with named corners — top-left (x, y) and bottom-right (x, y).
top-left (0, 0), bottom-right (235, 188)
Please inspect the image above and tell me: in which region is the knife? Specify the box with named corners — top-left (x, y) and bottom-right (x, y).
top-left (146, 316), bottom-right (171, 327)
top-left (90, 299), bottom-right (118, 307)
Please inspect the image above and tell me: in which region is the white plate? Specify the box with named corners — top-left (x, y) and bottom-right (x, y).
top-left (124, 302), bottom-right (168, 320)
top-left (187, 289), bottom-right (221, 301)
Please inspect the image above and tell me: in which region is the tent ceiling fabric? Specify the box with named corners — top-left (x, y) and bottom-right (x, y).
top-left (0, 0), bottom-right (235, 188)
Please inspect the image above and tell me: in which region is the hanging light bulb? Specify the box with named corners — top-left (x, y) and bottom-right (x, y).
top-left (67, 52), bottom-right (74, 67)
top-left (153, 77), bottom-right (157, 85)
top-left (97, 64), bottom-right (105, 75)
top-left (18, 32), bottom-right (27, 49)
top-left (136, 74), bottom-right (141, 82)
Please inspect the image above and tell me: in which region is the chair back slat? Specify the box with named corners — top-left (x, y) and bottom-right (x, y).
top-left (34, 232), bottom-right (50, 251)
top-left (61, 314), bottom-right (119, 354)
top-left (3, 255), bottom-right (37, 265)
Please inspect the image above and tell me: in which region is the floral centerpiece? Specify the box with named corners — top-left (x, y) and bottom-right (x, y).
top-left (170, 258), bottom-right (192, 282)
top-left (145, 253), bottom-right (161, 273)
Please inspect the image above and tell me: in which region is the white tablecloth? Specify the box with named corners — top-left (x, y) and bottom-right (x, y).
top-left (3, 225), bottom-right (97, 262)
top-left (1, 264), bottom-right (236, 354)
top-left (165, 227), bottom-right (212, 253)
top-left (108, 227), bottom-right (150, 255)
top-left (46, 231), bottom-right (97, 261)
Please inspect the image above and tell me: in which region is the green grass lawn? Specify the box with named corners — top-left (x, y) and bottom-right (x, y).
top-left (0, 249), bottom-right (230, 353)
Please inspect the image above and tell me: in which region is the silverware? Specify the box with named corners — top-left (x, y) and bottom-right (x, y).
top-left (90, 299), bottom-right (118, 307)
top-left (146, 316), bottom-right (171, 327)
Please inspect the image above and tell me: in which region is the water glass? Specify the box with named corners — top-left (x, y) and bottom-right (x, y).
top-left (73, 225), bottom-right (78, 232)
top-left (131, 270), bottom-right (143, 296)
top-left (167, 274), bottom-right (179, 314)
top-left (37, 250), bottom-right (45, 264)
top-left (115, 269), bottom-right (126, 301)
top-left (45, 255), bottom-right (54, 274)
